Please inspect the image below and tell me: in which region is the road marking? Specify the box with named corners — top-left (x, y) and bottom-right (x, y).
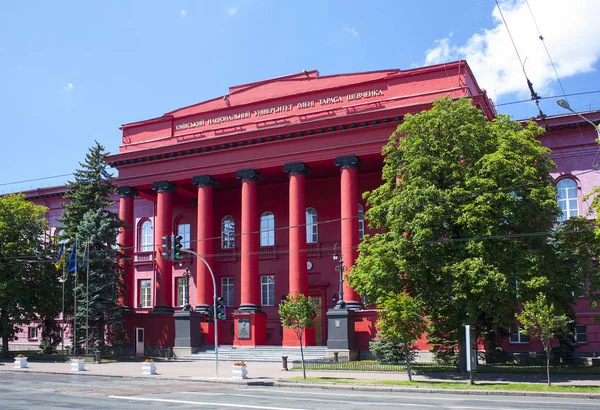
top-left (107, 396), bottom-right (308, 410)
top-left (243, 388), bottom-right (599, 406)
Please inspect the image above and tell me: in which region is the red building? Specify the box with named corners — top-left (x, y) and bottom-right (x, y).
top-left (14, 60), bottom-right (600, 359)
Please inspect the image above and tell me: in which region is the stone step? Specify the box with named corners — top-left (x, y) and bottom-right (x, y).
top-left (181, 346), bottom-right (328, 363)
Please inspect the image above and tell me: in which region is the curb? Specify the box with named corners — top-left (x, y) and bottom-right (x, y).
top-left (5, 368), bottom-right (600, 398)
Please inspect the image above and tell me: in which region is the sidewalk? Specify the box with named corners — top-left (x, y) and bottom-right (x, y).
top-left (2, 358), bottom-right (600, 391)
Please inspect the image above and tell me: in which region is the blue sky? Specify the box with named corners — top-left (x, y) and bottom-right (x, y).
top-left (1, 0), bottom-right (599, 194)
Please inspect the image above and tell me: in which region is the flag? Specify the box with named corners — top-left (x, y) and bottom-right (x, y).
top-left (67, 243), bottom-right (77, 273)
top-left (55, 244), bottom-right (65, 270)
top-left (81, 242), bottom-right (90, 269)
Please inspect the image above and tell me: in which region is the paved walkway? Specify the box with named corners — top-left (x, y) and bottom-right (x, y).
top-left (2, 358), bottom-right (600, 389)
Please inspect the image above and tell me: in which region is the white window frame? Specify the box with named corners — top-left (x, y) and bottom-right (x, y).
top-left (260, 212), bottom-right (275, 246)
top-left (358, 204), bottom-right (365, 241)
top-left (557, 179), bottom-right (578, 222)
top-left (140, 279), bottom-right (152, 308)
top-left (575, 325), bottom-right (587, 343)
top-left (221, 277), bottom-right (234, 306)
top-left (177, 277), bottom-right (187, 307)
top-left (222, 216), bottom-right (235, 249)
top-left (261, 275), bottom-right (275, 306)
top-left (509, 326), bottom-right (530, 344)
top-left (306, 208), bottom-right (318, 243)
top-left (177, 223), bottom-right (191, 249)
top-left (140, 220), bottom-right (153, 252)
top-left (28, 326), bottom-right (39, 340)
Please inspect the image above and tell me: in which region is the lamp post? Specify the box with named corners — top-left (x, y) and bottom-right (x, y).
top-left (182, 264), bottom-right (192, 312)
top-left (332, 243), bottom-right (347, 308)
top-left (556, 99), bottom-right (600, 168)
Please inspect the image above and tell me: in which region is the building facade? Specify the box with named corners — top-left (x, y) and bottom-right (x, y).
top-left (14, 60), bottom-right (600, 358)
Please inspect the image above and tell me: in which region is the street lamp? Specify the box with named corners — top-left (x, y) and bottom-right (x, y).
top-left (556, 99), bottom-right (600, 169)
top-left (332, 243), bottom-right (347, 308)
top-left (182, 264), bottom-right (192, 311)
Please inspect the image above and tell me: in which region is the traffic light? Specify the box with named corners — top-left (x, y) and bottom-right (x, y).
top-left (172, 235), bottom-right (183, 261)
top-left (161, 235), bottom-right (172, 260)
top-left (206, 306), bottom-right (214, 324)
top-left (216, 297), bottom-right (225, 320)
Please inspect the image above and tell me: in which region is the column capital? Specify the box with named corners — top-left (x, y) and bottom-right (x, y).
top-left (116, 186), bottom-right (139, 198)
top-left (335, 155), bottom-right (361, 169)
top-left (283, 162), bottom-right (310, 176)
top-left (152, 181), bottom-right (177, 193)
top-left (235, 169), bottom-right (262, 182)
top-left (192, 175), bottom-right (218, 188)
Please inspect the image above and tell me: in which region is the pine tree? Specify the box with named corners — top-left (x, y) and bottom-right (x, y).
top-left (58, 141), bottom-right (124, 354)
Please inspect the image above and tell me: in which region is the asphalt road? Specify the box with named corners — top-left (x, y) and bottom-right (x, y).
top-left (1, 372), bottom-right (598, 410)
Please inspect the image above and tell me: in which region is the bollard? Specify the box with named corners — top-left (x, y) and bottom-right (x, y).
top-left (94, 350), bottom-right (101, 364)
top-left (281, 356), bottom-right (288, 371)
top-left (333, 352), bottom-right (339, 363)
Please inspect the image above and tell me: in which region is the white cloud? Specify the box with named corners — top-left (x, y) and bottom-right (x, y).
top-left (180, 9), bottom-right (187, 17)
top-left (424, 0), bottom-right (600, 101)
top-left (226, 7), bottom-right (238, 16)
top-left (343, 25), bottom-right (358, 37)
top-left (65, 83), bottom-right (74, 91)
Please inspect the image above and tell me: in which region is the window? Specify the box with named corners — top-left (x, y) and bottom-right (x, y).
top-left (260, 212), bottom-right (275, 246)
top-left (140, 279), bottom-right (151, 308)
top-left (358, 204), bottom-right (365, 241)
top-left (28, 326), bottom-right (39, 340)
top-left (140, 221), bottom-right (153, 252)
top-left (177, 223), bottom-right (191, 249)
top-left (575, 326), bottom-right (587, 343)
top-left (261, 275), bottom-right (275, 306)
top-left (557, 179), bottom-right (578, 222)
top-left (222, 216), bottom-right (235, 249)
top-left (306, 208), bottom-right (318, 243)
top-left (221, 277), bottom-right (234, 306)
top-left (177, 277), bottom-right (188, 307)
top-left (510, 327), bottom-right (530, 343)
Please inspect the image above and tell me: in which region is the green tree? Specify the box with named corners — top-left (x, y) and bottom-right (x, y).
top-left (373, 292), bottom-right (427, 381)
top-left (278, 292), bottom-right (316, 379)
top-left (0, 194), bottom-right (61, 358)
top-left (350, 97), bottom-right (561, 363)
top-left (517, 293), bottom-right (570, 386)
top-left (77, 209), bottom-right (124, 352)
top-left (58, 142), bottom-right (124, 354)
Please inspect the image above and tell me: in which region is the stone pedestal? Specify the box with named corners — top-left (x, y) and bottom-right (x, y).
top-left (233, 311), bottom-right (267, 346)
top-left (326, 306), bottom-right (358, 361)
top-left (173, 310), bottom-right (202, 357)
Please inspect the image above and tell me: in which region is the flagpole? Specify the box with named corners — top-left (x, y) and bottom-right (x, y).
top-left (86, 239), bottom-right (89, 356)
top-left (73, 236), bottom-right (78, 357)
top-left (61, 248), bottom-right (65, 353)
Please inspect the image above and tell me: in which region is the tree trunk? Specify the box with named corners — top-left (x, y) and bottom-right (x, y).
top-left (458, 327), bottom-right (466, 373)
top-left (1, 335), bottom-right (8, 359)
top-left (545, 345), bottom-right (551, 387)
top-left (405, 341), bottom-right (412, 382)
top-left (1, 311), bottom-right (9, 359)
top-left (299, 330), bottom-right (306, 379)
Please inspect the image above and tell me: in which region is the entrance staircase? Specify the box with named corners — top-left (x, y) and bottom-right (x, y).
top-left (181, 345), bottom-right (328, 363)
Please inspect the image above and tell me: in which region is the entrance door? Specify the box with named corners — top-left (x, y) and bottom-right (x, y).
top-left (309, 296), bottom-right (322, 345)
top-left (135, 327), bottom-right (144, 357)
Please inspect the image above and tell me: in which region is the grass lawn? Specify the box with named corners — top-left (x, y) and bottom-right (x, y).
top-left (286, 376), bottom-right (600, 393)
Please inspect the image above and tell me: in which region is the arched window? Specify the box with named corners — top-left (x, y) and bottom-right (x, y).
top-left (557, 179), bottom-right (578, 222)
top-left (222, 216), bottom-right (235, 249)
top-left (358, 204), bottom-right (365, 241)
top-left (177, 223), bottom-right (191, 249)
top-left (260, 212), bottom-right (275, 246)
top-left (306, 207), bottom-right (318, 243)
top-left (140, 220), bottom-right (153, 252)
